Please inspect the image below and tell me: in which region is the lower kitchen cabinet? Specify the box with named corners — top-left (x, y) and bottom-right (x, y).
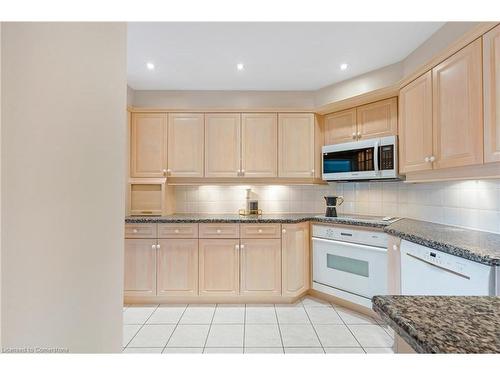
top-left (281, 222), bottom-right (310, 297)
top-left (240, 239), bottom-right (282, 296)
top-left (199, 239), bottom-right (240, 296)
top-left (124, 239), bottom-right (157, 297)
top-left (157, 239), bottom-right (198, 297)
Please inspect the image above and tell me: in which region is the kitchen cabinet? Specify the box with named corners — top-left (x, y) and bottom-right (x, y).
top-left (483, 24), bottom-right (500, 163)
top-left (281, 222), bottom-right (310, 297)
top-left (398, 71), bottom-right (433, 173)
top-left (199, 239), bottom-right (240, 296)
top-left (130, 113), bottom-right (168, 178)
top-left (356, 98), bottom-right (398, 140)
top-left (157, 239), bottom-right (198, 297)
top-left (124, 239), bottom-right (157, 297)
top-left (241, 113), bottom-right (278, 177)
top-left (240, 239), bottom-right (282, 296)
top-left (324, 108), bottom-right (357, 145)
top-left (432, 38), bottom-right (483, 169)
top-left (167, 113), bottom-right (204, 177)
top-left (205, 113), bottom-right (241, 177)
top-left (278, 113), bottom-right (315, 178)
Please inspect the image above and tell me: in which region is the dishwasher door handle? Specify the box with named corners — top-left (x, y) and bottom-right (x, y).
top-left (405, 253), bottom-right (470, 280)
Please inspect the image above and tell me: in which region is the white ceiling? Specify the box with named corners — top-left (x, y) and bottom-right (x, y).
top-left (127, 22), bottom-right (444, 91)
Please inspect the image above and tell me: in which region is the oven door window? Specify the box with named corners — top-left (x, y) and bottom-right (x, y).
top-left (323, 147), bottom-right (375, 174)
top-left (327, 253), bottom-right (369, 277)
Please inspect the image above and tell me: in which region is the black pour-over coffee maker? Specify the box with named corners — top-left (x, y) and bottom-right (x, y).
top-left (324, 196), bottom-right (344, 217)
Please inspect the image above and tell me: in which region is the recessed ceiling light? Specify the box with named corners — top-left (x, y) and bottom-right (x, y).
top-left (236, 63), bottom-right (244, 71)
top-left (340, 63), bottom-right (348, 71)
top-left (146, 62), bottom-right (155, 70)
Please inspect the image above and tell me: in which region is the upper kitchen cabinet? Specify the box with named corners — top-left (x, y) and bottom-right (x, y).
top-left (278, 113), bottom-right (315, 178)
top-left (241, 113), bottom-right (278, 177)
top-left (167, 113), bottom-right (204, 177)
top-left (432, 38), bottom-right (483, 169)
top-left (130, 113), bottom-right (168, 178)
top-left (399, 71), bottom-right (433, 173)
top-left (483, 24), bottom-right (500, 163)
top-left (356, 98), bottom-right (398, 140)
top-left (324, 108), bottom-right (357, 144)
top-left (205, 113), bottom-right (241, 178)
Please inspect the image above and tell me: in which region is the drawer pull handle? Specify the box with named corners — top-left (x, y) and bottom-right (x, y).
top-left (174, 229), bottom-right (180, 233)
top-left (282, 229), bottom-right (286, 234)
top-left (340, 232), bottom-right (353, 236)
top-left (258, 229), bottom-right (263, 233)
top-left (216, 229), bottom-right (222, 234)
top-left (133, 229), bottom-right (138, 233)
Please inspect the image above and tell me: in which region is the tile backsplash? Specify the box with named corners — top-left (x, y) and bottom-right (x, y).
top-left (174, 179), bottom-right (500, 233)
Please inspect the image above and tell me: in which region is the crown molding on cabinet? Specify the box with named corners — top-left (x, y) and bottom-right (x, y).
top-left (127, 106), bottom-right (315, 113)
top-left (404, 162), bottom-right (500, 183)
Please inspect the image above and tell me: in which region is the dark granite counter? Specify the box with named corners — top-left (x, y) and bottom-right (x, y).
top-left (385, 218), bottom-right (500, 266)
top-left (373, 295), bottom-right (500, 353)
top-left (125, 213), bottom-right (395, 229)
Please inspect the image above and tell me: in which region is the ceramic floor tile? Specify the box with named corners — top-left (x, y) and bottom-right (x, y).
top-left (244, 347), bottom-right (284, 354)
top-left (280, 324), bottom-right (321, 347)
top-left (324, 347), bottom-right (365, 354)
top-left (348, 325), bottom-right (393, 347)
top-left (305, 307), bottom-right (343, 325)
top-left (203, 347), bottom-right (243, 354)
top-left (123, 325), bottom-right (142, 347)
top-left (301, 296), bottom-right (332, 308)
top-left (166, 325), bottom-right (210, 347)
top-left (276, 307), bottom-right (310, 324)
top-left (284, 347), bottom-right (325, 353)
top-left (335, 307), bottom-right (377, 325)
top-left (275, 301), bottom-right (303, 308)
top-left (314, 325), bottom-right (360, 347)
top-left (212, 306), bottom-right (245, 324)
top-left (147, 306), bottom-right (186, 324)
top-left (123, 307), bottom-right (157, 325)
top-left (205, 325), bottom-right (244, 347)
top-left (364, 347), bottom-right (394, 353)
top-left (127, 324), bottom-right (175, 348)
top-left (178, 306), bottom-right (215, 324)
top-left (245, 307), bottom-right (278, 324)
top-left (122, 347), bottom-right (163, 353)
top-left (163, 347), bottom-right (204, 354)
top-left (244, 324), bottom-right (282, 347)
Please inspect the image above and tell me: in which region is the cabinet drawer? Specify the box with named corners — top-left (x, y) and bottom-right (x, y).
top-left (199, 223), bottom-right (240, 238)
top-left (240, 224), bottom-right (281, 238)
top-left (158, 223), bottom-right (199, 238)
top-left (125, 224), bottom-right (157, 239)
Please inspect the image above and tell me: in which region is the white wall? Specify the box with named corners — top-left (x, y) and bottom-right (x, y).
top-left (1, 23), bottom-right (126, 353)
top-left (174, 180), bottom-right (500, 234)
top-left (0, 21), bottom-right (2, 349)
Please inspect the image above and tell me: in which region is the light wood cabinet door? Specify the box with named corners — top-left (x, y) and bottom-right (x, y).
top-left (124, 239), bottom-right (157, 297)
top-left (157, 239), bottom-right (198, 296)
top-left (130, 113), bottom-right (167, 178)
top-left (356, 98), bottom-right (398, 140)
top-left (241, 113), bottom-right (278, 177)
top-left (199, 239), bottom-right (240, 296)
top-left (432, 39), bottom-right (483, 169)
top-left (278, 113), bottom-right (315, 178)
top-left (167, 113), bottom-right (204, 177)
top-left (483, 25), bottom-right (500, 163)
top-left (398, 72), bottom-right (434, 173)
top-left (324, 108), bottom-right (357, 145)
top-left (281, 223), bottom-right (310, 297)
top-left (205, 113), bottom-right (241, 177)
top-left (240, 239), bottom-right (281, 296)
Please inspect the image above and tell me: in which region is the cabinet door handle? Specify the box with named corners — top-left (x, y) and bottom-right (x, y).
top-left (311, 169), bottom-right (315, 176)
top-left (282, 228), bottom-right (287, 234)
top-left (162, 169), bottom-right (167, 176)
top-left (240, 244), bottom-right (245, 250)
top-left (235, 244), bottom-right (239, 251)
top-left (151, 244), bottom-right (156, 250)
top-left (424, 156), bottom-right (430, 163)
top-left (357, 131), bottom-right (361, 139)
top-left (429, 156), bottom-right (436, 162)
top-left (156, 244), bottom-right (160, 249)
top-left (352, 132), bottom-right (356, 139)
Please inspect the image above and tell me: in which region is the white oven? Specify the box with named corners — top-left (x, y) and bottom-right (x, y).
top-left (322, 135), bottom-right (400, 181)
top-left (312, 225), bottom-right (388, 308)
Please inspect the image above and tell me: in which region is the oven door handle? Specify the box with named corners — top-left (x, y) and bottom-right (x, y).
top-left (312, 237), bottom-right (387, 253)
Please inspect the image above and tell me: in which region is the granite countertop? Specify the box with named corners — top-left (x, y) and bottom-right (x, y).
top-left (125, 213), bottom-right (395, 228)
top-left (385, 218), bottom-right (500, 266)
top-left (373, 295), bottom-right (500, 353)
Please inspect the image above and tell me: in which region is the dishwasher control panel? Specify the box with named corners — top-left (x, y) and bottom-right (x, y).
top-left (312, 224), bottom-right (388, 248)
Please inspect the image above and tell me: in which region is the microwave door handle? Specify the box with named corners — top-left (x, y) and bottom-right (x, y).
top-left (374, 141), bottom-right (379, 172)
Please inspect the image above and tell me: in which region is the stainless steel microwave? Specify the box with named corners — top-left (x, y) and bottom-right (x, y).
top-left (322, 135), bottom-right (401, 182)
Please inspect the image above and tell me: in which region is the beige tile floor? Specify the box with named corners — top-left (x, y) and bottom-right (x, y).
top-left (122, 296), bottom-right (395, 354)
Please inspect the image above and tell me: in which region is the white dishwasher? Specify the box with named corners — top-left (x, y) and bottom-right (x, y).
top-left (400, 240), bottom-right (497, 296)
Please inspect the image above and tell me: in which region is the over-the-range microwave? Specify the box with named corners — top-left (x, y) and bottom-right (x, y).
top-left (322, 135), bottom-right (402, 182)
